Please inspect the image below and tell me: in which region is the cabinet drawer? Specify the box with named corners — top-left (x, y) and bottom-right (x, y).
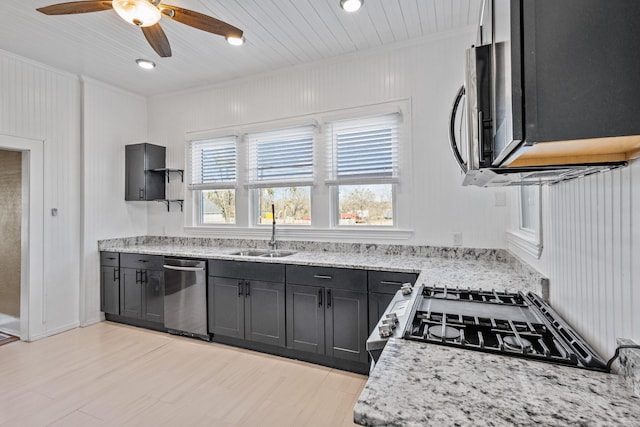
top-left (120, 253), bottom-right (163, 270)
top-left (208, 259), bottom-right (284, 282)
top-left (100, 251), bottom-right (120, 267)
top-left (368, 271), bottom-right (418, 294)
top-left (286, 265), bottom-right (366, 291)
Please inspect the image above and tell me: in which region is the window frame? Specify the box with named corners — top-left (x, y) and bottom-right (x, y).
top-left (508, 185), bottom-right (543, 258)
top-left (183, 99), bottom-right (414, 240)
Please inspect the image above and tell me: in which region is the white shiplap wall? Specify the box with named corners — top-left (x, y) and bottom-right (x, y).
top-left (147, 29), bottom-right (510, 248)
top-left (0, 49), bottom-right (81, 339)
top-left (80, 78), bottom-right (148, 325)
top-left (510, 161), bottom-right (640, 358)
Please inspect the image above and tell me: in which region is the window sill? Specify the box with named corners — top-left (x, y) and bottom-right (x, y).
top-left (184, 226), bottom-right (414, 242)
top-left (506, 229), bottom-right (543, 259)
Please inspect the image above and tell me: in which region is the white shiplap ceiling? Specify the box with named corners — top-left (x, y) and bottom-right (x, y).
top-left (0, 0), bottom-right (481, 96)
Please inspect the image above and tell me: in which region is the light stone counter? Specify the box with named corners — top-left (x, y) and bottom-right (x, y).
top-left (98, 237), bottom-right (545, 296)
top-left (354, 338), bottom-right (640, 427)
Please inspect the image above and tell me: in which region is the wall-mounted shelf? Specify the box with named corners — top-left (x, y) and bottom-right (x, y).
top-left (156, 199), bottom-right (184, 212)
top-left (150, 168), bottom-right (184, 183)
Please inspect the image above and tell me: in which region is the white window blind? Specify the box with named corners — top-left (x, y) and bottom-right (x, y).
top-left (247, 126), bottom-right (314, 188)
top-left (188, 136), bottom-right (237, 190)
top-left (326, 113), bottom-right (400, 185)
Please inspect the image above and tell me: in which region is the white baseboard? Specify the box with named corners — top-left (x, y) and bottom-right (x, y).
top-left (29, 322), bottom-right (80, 342)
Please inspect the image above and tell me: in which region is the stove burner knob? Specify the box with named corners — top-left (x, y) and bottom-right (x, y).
top-left (382, 319), bottom-right (396, 330)
top-left (401, 283), bottom-right (413, 295)
top-left (379, 324), bottom-right (392, 338)
top-left (385, 313), bottom-right (399, 324)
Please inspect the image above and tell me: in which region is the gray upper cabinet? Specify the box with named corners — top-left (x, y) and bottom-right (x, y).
top-left (285, 265), bottom-right (368, 364)
top-left (119, 253), bottom-right (165, 324)
top-left (125, 143), bottom-right (166, 201)
top-left (100, 252), bottom-right (120, 315)
top-left (208, 260), bottom-right (286, 347)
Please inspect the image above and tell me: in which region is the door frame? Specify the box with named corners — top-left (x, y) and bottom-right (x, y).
top-left (0, 134), bottom-right (45, 341)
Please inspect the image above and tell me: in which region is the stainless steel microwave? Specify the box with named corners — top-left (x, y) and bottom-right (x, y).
top-left (449, 0), bottom-right (640, 187)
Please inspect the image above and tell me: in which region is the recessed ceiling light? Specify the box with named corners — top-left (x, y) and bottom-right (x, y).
top-left (136, 59), bottom-right (156, 70)
top-left (340, 0), bottom-right (363, 12)
top-left (226, 36), bottom-right (245, 46)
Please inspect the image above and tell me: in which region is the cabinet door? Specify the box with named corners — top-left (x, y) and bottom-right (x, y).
top-left (142, 269), bottom-right (164, 324)
top-left (120, 267), bottom-right (142, 318)
top-left (101, 265), bottom-right (120, 315)
top-left (286, 284), bottom-right (325, 355)
top-left (208, 276), bottom-right (245, 339)
top-left (368, 292), bottom-right (394, 335)
top-left (245, 280), bottom-right (285, 347)
top-left (125, 144), bottom-right (146, 201)
top-left (326, 289), bottom-right (368, 363)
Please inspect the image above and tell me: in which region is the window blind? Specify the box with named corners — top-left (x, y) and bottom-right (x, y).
top-left (188, 136), bottom-right (237, 190)
top-left (326, 113), bottom-right (400, 185)
top-left (247, 126), bottom-right (314, 188)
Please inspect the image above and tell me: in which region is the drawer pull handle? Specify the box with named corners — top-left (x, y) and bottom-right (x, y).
top-left (313, 275), bottom-right (332, 280)
top-left (380, 281), bottom-right (403, 286)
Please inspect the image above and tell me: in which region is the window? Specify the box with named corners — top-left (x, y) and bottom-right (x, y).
top-left (188, 136), bottom-right (237, 224)
top-left (327, 113), bottom-right (400, 226)
top-left (520, 186), bottom-right (539, 232)
top-left (507, 185), bottom-right (543, 258)
top-left (247, 126), bottom-right (314, 225)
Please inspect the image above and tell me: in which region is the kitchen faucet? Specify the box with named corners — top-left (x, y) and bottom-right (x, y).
top-left (269, 204), bottom-right (277, 251)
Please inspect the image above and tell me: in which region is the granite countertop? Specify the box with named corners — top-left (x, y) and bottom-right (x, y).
top-left (354, 338), bottom-right (640, 426)
top-left (98, 239), bottom-right (544, 296)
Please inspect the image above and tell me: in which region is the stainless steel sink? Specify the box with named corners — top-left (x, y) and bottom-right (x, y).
top-left (230, 249), bottom-right (295, 258)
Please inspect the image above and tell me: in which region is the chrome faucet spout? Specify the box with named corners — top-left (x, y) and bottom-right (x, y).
top-left (269, 204), bottom-right (277, 250)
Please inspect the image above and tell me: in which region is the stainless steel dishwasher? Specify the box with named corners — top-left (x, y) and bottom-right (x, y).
top-left (163, 258), bottom-right (209, 341)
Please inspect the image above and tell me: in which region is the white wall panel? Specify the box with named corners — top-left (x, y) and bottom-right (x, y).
top-left (511, 161), bottom-right (640, 358)
top-left (81, 78), bottom-right (148, 325)
top-left (0, 50), bottom-right (81, 339)
top-left (147, 29), bottom-right (510, 248)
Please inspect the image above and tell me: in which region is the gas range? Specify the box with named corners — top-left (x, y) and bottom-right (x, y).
top-left (367, 284), bottom-right (607, 371)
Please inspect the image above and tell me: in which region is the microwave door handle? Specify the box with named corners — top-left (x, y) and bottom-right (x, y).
top-left (477, 110), bottom-right (484, 166)
top-left (448, 84), bottom-right (468, 173)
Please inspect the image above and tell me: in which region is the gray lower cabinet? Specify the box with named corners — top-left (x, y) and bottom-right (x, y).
top-left (367, 270), bottom-right (419, 333)
top-left (208, 260), bottom-right (286, 347)
top-left (120, 254), bottom-right (165, 324)
top-left (285, 265), bottom-right (368, 364)
top-left (100, 252), bottom-right (120, 315)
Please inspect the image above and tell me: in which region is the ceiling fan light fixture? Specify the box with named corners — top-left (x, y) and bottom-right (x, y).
top-left (340, 0), bottom-right (363, 12)
top-left (113, 0), bottom-right (161, 27)
top-left (136, 58), bottom-right (156, 69)
top-left (226, 36), bottom-right (245, 46)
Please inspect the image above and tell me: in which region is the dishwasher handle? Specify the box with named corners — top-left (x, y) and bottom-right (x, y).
top-left (163, 265), bottom-right (205, 272)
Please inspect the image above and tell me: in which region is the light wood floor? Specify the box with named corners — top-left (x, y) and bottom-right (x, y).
top-left (0, 322), bottom-right (367, 427)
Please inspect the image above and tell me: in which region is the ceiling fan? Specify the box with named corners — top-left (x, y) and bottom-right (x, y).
top-left (36, 0), bottom-right (244, 58)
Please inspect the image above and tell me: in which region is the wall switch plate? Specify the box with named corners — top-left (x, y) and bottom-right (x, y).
top-left (453, 232), bottom-right (462, 246)
top-left (495, 191), bottom-right (506, 207)
top-left (51, 208), bottom-right (58, 217)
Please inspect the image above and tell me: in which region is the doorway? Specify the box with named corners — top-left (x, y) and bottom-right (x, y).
top-left (0, 134), bottom-right (45, 341)
top-left (0, 149), bottom-right (22, 335)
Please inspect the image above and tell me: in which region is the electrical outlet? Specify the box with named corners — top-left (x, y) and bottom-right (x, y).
top-left (495, 191), bottom-right (506, 207)
top-left (453, 232), bottom-right (462, 246)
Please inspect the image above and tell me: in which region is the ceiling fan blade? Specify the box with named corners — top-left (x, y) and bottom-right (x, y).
top-left (36, 1), bottom-right (112, 15)
top-left (141, 24), bottom-right (172, 58)
top-left (159, 5), bottom-right (243, 39)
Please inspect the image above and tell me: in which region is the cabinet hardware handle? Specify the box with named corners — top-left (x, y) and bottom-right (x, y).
top-left (313, 275), bottom-right (332, 280)
top-left (326, 289), bottom-right (332, 308)
top-left (245, 281), bottom-right (250, 297)
top-left (135, 270), bottom-right (141, 284)
top-left (318, 288), bottom-right (323, 306)
top-left (114, 267), bottom-right (119, 281)
top-left (107, 257), bottom-right (116, 260)
top-left (163, 265), bottom-right (204, 272)
top-left (379, 281), bottom-right (403, 286)
top-left (142, 270), bottom-right (147, 283)
top-left (139, 188), bottom-right (145, 200)
top-left (238, 280), bottom-right (244, 296)
top-left (138, 260), bottom-right (149, 263)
